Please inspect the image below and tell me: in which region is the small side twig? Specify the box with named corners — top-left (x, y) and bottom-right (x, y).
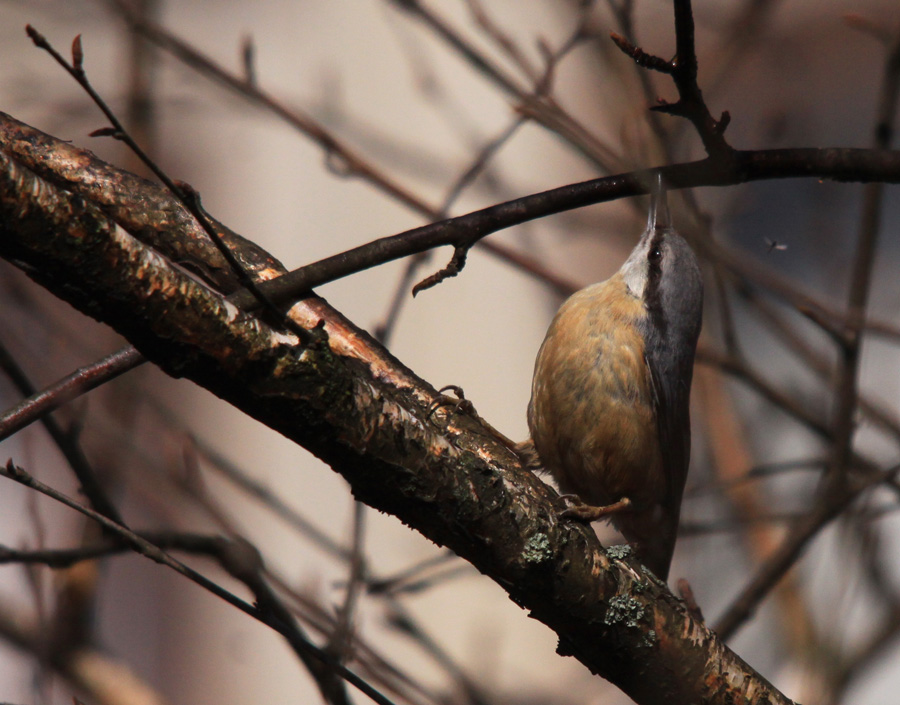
top-left (609, 32), bottom-right (674, 74)
top-left (412, 245), bottom-right (469, 295)
top-left (378, 8), bottom-right (590, 303)
top-left (825, 21), bottom-right (900, 490)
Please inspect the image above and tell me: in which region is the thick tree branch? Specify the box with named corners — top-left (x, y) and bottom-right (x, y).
top-left (0, 136), bottom-right (790, 705)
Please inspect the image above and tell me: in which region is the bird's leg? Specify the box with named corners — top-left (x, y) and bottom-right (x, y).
top-left (558, 495), bottom-right (632, 522)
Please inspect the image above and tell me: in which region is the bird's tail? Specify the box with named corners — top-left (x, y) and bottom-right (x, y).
top-left (616, 504), bottom-right (681, 582)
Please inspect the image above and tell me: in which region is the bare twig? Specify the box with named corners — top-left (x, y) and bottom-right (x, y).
top-left (0, 531), bottom-right (251, 568)
top-left (328, 502), bottom-right (368, 666)
top-left (389, 0), bottom-right (623, 171)
top-left (365, 550), bottom-right (462, 596)
top-left (412, 244), bottom-right (468, 294)
top-left (0, 341), bottom-right (123, 524)
top-left (165, 445), bottom-right (440, 705)
top-left (107, 0), bottom-right (576, 296)
top-left (268, 572), bottom-right (441, 705)
top-left (693, 366), bottom-right (819, 655)
top-left (826, 22), bottom-right (900, 486)
top-left (386, 600), bottom-right (492, 705)
top-left (0, 459), bottom-right (397, 705)
top-left (189, 435), bottom-right (352, 560)
top-left (697, 346), bottom-right (831, 439)
top-left (25, 25), bottom-right (310, 343)
top-left (739, 286), bottom-right (900, 446)
top-left (714, 463), bottom-right (900, 639)
top-left (465, 0), bottom-right (540, 81)
top-left (715, 19), bottom-right (900, 642)
top-left (610, 0), bottom-right (732, 157)
top-left (0, 347), bottom-right (143, 442)
top-left (372, 252), bottom-right (432, 345)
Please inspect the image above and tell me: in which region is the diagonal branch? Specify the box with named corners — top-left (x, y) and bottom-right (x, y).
top-left (0, 132), bottom-right (791, 705)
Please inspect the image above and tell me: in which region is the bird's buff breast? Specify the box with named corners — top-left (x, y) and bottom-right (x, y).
top-left (528, 274), bottom-right (664, 508)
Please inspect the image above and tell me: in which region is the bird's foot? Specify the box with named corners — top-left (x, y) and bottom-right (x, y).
top-left (427, 384), bottom-right (475, 422)
top-left (558, 495), bottom-right (632, 522)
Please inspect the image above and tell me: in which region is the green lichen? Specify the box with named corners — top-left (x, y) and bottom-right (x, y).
top-left (641, 629), bottom-right (658, 648)
top-left (522, 532), bottom-right (551, 564)
top-left (605, 544), bottom-right (632, 560)
top-left (604, 595), bottom-right (645, 629)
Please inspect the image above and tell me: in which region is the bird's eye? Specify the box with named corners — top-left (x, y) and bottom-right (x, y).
top-left (648, 246), bottom-right (662, 264)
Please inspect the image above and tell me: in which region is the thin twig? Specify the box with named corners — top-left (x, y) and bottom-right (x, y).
top-left (695, 347), bottom-right (831, 438)
top-left (693, 365), bottom-right (820, 655)
top-left (0, 459), bottom-right (397, 705)
top-left (826, 22), bottom-right (900, 488)
top-left (267, 572), bottom-right (442, 705)
top-left (610, 0), bottom-right (732, 157)
top-left (741, 285), bottom-right (900, 447)
top-left (714, 463), bottom-right (900, 640)
top-left (25, 25), bottom-right (310, 344)
top-left (327, 501), bottom-right (368, 669)
top-left (714, 20), bottom-right (900, 642)
top-left (188, 433), bottom-right (352, 560)
top-left (168, 445), bottom-right (435, 705)
top-left (464, 0), bottom-right (541, 82)
top-left (376, 115), bottom-right (526, 339)
top-left (372, 253), bottom-right (432, 345)
top-left (0, 531), bottom-right (245, 567)
top-left (365, 550), bottom-right (461, 595)
top-left (386, 598), bottom-right (493, 705)
top-left (0, 341), bottom-right (123, 525)
top-left (388, 0), bottom-right (623, 170)
top-left (106, 1), bottom-right (576, 296)
top-left (0, 346), bottom-right (143, 442)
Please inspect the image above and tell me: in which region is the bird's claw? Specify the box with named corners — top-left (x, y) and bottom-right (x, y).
top-left (427, 384), bottom-right (475, 422)
top-left (558, 495), bottom-right (632, 522)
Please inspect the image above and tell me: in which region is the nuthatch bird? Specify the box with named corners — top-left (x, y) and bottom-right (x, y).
top-left (526, 181), bottom-right (702, 581)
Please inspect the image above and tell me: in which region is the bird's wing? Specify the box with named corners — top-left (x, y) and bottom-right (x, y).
top-left (642, 351), bottom-right (692, 578)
